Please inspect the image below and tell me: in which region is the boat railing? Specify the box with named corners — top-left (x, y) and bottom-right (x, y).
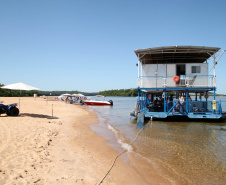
top-left (139, 99), bottom-right (147, 110)
top-left (167, 101), bottom-right (187, 114)
top-left (139, 75), bottom-right (215, 88)
top-left (143, 100), bottom-right (222, 114)
top-left (189, 101), bottom-right (222, 114)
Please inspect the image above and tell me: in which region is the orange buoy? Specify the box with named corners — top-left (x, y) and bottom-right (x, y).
top-left (173, 76), bottom-right (180, 82)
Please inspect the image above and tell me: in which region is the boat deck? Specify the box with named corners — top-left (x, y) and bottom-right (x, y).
top-left (134, 99), bottom-right (224, 121)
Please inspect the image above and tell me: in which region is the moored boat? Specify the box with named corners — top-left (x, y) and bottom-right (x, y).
top-left (82, 95), bottom-right (113, 106)
top-left (131, 46), bottom-right (226, 127)
top-left (83, 99), bottom-right (113, 106)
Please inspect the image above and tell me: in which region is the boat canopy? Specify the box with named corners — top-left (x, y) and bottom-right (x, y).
top-left (134, 46), bottom-right (221, 64)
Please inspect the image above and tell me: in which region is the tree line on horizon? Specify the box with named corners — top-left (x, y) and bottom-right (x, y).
top-left (98, 88), bottom-right (138, 97)
top-left (0, 83), bottom-right (138, 97)
top-left (0, 84), bottom-right (97, 97)
top-left (40, 91), bottom-right (97, 96)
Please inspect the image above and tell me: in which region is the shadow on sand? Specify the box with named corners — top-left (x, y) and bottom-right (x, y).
top-left (20, 113), bottom-right (58, 119)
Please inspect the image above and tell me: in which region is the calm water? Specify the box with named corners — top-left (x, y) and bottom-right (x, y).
top-left (88, 96), bottom-right (226, 185)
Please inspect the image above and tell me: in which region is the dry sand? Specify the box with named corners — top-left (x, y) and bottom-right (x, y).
top-left (0, 97), bottom-right (171, 185)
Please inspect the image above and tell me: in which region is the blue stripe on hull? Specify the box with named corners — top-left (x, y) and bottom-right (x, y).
top-left (144, 112), bottom-right (223, 119)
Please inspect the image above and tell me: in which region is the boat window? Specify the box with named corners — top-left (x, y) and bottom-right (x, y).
top-left (191, 66), bottom-right (201, 73)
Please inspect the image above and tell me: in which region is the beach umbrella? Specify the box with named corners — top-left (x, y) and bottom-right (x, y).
top-left (77, 93), bottom-right (84, 97)
top-left (58, 93), bottom-right (71, 100)
top-left (1, 82), bottom-right (40, 108)
top-left (71, 94), bottom-right (79, 96)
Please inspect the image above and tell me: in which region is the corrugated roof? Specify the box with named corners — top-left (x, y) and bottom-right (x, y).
top-left (134, 46), bottom-right (221, 64)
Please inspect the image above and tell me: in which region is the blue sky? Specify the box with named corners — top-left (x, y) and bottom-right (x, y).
top-left (1, 0), bottom-right (226, 93)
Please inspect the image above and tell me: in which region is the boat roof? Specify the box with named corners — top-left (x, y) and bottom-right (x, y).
top-left (134, 46), bottom-right (221, 64)
top-left (140, 87), bottom-right (215, 93)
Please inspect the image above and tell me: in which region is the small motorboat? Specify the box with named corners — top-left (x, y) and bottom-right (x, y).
top-left (82, 96), bottom-right (113, 106)
top-left (83, 99), bottom-right (113, 106)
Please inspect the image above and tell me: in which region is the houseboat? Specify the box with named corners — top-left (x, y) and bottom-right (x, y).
top-left (130, 46), bottom-right (225, 127)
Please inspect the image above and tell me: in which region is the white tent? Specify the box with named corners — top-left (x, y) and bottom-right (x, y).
top-left (1, 82), bottom-right (40, 91)
top-left (72, 93), bottom-right (84, 97)
top-left (1, 82), bottom-right (40, 108)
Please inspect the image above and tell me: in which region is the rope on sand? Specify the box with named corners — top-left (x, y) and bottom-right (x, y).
top-left (98, 119), bottom-right (152, 185)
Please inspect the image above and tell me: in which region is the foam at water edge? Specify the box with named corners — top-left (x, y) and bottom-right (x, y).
top-left (107, 124), bottom-right (133, 152)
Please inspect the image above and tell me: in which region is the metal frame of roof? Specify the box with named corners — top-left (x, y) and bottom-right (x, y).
top-left (134, 46), bottom-right (221, 64)
top-left (138, 87), bottom-right (215, 93)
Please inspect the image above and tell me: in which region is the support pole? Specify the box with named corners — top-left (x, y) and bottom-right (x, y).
top-left (52, 104), bottom-right (53, 118)
top-left (137, 55), bottom-right (140, 88)
top-left (19, 91), bottom-right (21, 110)
top-left (138, 88), bottom-right (140, 112)
top-left (164, 89), bottom-right (166, 112)
top-left (186, 90), bottom-right (188, 113)
top-left (214, 53), bottom-right (216, 78)
top-left (140, 91), bottom-right (142, 110)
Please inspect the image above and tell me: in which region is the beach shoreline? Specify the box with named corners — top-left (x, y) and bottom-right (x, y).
top-left (0, 97), bottom-right (171, 184)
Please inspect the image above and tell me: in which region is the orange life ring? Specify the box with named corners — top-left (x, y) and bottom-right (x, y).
top-left (173, 76), bottom-right (180, 82)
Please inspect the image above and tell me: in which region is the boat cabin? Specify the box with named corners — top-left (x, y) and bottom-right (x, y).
top-left (131, 46), bottom-right (225, 126)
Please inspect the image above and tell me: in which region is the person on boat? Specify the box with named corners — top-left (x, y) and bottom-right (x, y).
top-left (179, 95), bottom-right (184, 102)
top-left (154, 98), bottom-right (161, 106)
top-left (179, 95), bottom-right (185, 112)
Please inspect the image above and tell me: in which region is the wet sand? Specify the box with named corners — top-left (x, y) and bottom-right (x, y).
top-left (0, 97), bottom-right (171, 184)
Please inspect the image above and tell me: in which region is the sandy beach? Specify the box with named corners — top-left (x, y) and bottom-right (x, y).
top-left (0, 97), bottom-right (170, 185)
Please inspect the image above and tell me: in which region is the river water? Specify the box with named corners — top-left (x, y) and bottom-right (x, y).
top-left (87, 96), bottom-right (226, 185)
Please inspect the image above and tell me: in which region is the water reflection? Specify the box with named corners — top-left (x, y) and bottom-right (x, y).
top-left (88, 97), bottom-right (226, 185)
top-left (134, 120), bottom-right (226, 184)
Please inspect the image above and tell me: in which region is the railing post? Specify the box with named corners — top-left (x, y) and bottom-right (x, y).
top-left (164, 78), bottom-right (166, 87)
top-left (164, 89), bottom-right (166, 112)
top-left (186, 76), bottom-right (189, 87)
top-left (186, 90), bottom-right (189, 113)
top-left (213, 76), bottom-right (216, 87)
